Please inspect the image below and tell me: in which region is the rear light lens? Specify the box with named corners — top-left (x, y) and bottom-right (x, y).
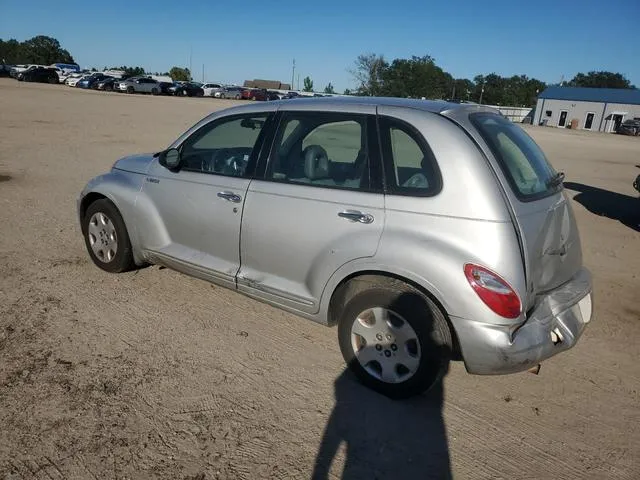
top-left (464, 264), bottom-right (521, 319)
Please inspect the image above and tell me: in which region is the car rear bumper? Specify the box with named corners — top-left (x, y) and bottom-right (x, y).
top-left (450, 267), bottom-right (593, 375)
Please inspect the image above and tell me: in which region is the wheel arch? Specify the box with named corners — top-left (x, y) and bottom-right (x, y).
top-left (325, 269), bottom-right (462, 359)
top-left (78, 172), bottom-right (145, 265)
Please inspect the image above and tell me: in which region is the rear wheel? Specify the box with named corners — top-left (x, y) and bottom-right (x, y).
top-left (234, 94), bottom-right (240, 100)
top-left (82, 199), bottom-right (134, 273)
top-left (105, 84), bottom-right (113, 92)
top-left (151, 87), bottom-right (158, 95)
top-left (337, 277), bottom-right (452, 399)
top-left (48, 76), bottom-right (58, 84)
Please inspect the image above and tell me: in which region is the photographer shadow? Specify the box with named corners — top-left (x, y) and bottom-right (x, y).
top-left (313, 290), bottom-right (452, 479)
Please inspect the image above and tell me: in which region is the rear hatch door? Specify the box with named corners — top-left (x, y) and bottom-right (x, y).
top-left (449, 110), bottom-right (583, 310)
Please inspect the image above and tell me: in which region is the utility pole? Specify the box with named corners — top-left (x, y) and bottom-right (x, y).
top-left (202, 64), bottom-right (204, 83)
top-left (189, 47), bottom-right (192, 78)
top-left (297, 74), bottom-right (300, 91)
top-left (479, 83), bottom-right (485, 104)
top-left (291, 59), bottom-right (295, 90)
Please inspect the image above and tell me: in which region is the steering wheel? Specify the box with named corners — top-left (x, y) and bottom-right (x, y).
top-left (403, 173), bottom-right (429, 189)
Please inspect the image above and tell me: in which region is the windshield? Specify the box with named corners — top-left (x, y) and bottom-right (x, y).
top-left (470, 113), bottom-right (559, 200)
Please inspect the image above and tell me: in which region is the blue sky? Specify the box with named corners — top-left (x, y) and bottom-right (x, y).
top-left (1, 0), bottom-right (638, 92)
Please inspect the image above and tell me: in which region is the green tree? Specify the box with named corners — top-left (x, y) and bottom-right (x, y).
top-left (169, 66), bottom-right (191, 82)
top-left (449, 78), bottom-right (475, 101)
top-left (382, 55), bottom-right (452, 99)
top-left (343, 88), bottom-right (352, 95)
top-left (568, 71), bottom-right (634, 89)
top-left (323, 82), bottom-right (335, 94)
top-left (0, 36), bottom-right (75, 65)
top-left (111, 66), bottom-right (146, 78)
top-left (350, 53), bottom-right (387, 96)
top-left (303, 76), bottom-right (314, 92)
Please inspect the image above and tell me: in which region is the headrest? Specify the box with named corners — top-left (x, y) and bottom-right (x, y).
top-left (304, 145), bottom-right (329, 180)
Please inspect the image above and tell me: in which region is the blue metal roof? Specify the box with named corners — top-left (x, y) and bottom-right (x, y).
top-left (539, 86), bottom-right (640, 105)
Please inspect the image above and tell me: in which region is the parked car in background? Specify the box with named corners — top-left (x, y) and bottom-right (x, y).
top-left (77, 97), bottom-right (593, 399)
top-left (17, 67), bottom-right (59, 83)
top-left (241, 88), bottom-right (268, 101)
top-left (10, 64), bottom-right (43, 78)
top-left (168, 82), bottom-right (204, 97)
top-left (65, 73), bottom-right (87, 87)
top-left (116, 77), bottom-right (161, 94)
top-left (95, 77), bottom-right (118, 91)
top-left (78, 73), bottom-right (112, 89)
top-left (617, 119), bottom-right (640, 136)
top-left (280, 91), bottom-right (302, 100)
top-left (214, 86), bottom-right (244, 99)
top-left (266, 90), bottom-right (281, 101)
top-left (158, 82), bottom-right (174, 95)
top-left (202, 83), bottom-right (224, 97)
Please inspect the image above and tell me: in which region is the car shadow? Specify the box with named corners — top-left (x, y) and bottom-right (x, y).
top-left (564, 182), bottom-right (639, 232)
top-left (312, 290), bottom-right (452, 479)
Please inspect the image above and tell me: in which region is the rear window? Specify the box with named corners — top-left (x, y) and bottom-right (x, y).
top-left (471, 113), bottom-right (559, 200)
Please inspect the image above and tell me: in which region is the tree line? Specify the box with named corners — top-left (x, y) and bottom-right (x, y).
top-left (2, 37), bottom-right (636, 103)
top-left (347, 53), bottom-right (636, 106)
top-left (0, 36), bottom-right (75, 65)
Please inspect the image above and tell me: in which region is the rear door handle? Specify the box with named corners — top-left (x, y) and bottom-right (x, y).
top-left (338, 210), bottom-right (374, 224)
top-left (217, 191), bottom-right (242, 203)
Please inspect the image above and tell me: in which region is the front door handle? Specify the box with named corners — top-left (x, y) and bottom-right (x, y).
top-left (217, 191), bottom-right (242, 203)
top-left (338, 210), bottom-right (374, 224)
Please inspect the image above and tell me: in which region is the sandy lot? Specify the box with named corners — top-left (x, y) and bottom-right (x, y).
top-left (0, 80), bottom-right (639, 480)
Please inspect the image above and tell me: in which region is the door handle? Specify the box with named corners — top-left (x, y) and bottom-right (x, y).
top-left (217, 191), bottom-right (242, 203)
top-left (338, 210), bottom-right (374, 224)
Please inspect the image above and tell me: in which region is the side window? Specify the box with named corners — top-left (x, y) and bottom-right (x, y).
top-left (267, 113), bottom-right (370, 190)
top-left (180, 114), bottom-right (268, 177)
top-left (380, 118), bottom-right (441, 195)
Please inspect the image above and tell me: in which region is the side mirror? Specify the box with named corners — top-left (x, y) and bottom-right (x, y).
top-left (158, 148), bottom-right (181, 170)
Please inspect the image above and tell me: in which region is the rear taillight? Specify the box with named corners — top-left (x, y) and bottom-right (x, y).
top-left (464, 264), bottom-right (521, 319)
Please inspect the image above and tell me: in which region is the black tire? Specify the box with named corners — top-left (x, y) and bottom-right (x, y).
top-left (105, 84), bottom-right (113, 92)
top-left (337, 277), bottom-right (452, 399)
top-left (126, 86), bottom-right (134, 94)
top-left (48, 76), bottom-right (58, 84)
top-left (82, 199), bottom-right (134, 273)
top-left (151, 87), bottom-right (158, 95)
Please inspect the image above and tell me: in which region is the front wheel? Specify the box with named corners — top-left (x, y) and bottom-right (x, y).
top-left (82, 199), bottom-right (134, 273)
top-left (151, 87), bottom-right (158, 95)
top-left (337, 277), bottom-right (452, 399)
top-left (126, 86), bottom-right (134, 94)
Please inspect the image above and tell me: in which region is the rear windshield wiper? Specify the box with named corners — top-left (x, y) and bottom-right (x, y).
top-left (546, 171), bottom-right (565, 188)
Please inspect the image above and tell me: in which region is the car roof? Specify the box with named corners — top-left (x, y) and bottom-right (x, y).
top-left (214, 95), bottom-right (500, 117)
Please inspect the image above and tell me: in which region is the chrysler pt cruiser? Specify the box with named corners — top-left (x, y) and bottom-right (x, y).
top-left (77, 97), bottom-right (593, 398)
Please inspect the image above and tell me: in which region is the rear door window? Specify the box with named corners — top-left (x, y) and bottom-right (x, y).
top-left (470, 113), bottom-right (559, 200)
top-left (378, 117), bottom-right (441, 196)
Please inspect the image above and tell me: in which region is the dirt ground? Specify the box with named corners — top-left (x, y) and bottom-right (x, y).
top-left (0, 80), bottom-right (638, 480)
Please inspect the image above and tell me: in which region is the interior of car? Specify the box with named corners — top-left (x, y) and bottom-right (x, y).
top-left (270, 117), bottom-right (369, 189)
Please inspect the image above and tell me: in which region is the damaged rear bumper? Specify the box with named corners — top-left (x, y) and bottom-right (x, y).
top-left (450, 268), bottom-right (593, 375)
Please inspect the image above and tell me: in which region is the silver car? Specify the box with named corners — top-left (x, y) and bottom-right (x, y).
top-left (115, 77), bottom-right (161, 94)
top-left (77, 97), bottom-right (593, 398)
